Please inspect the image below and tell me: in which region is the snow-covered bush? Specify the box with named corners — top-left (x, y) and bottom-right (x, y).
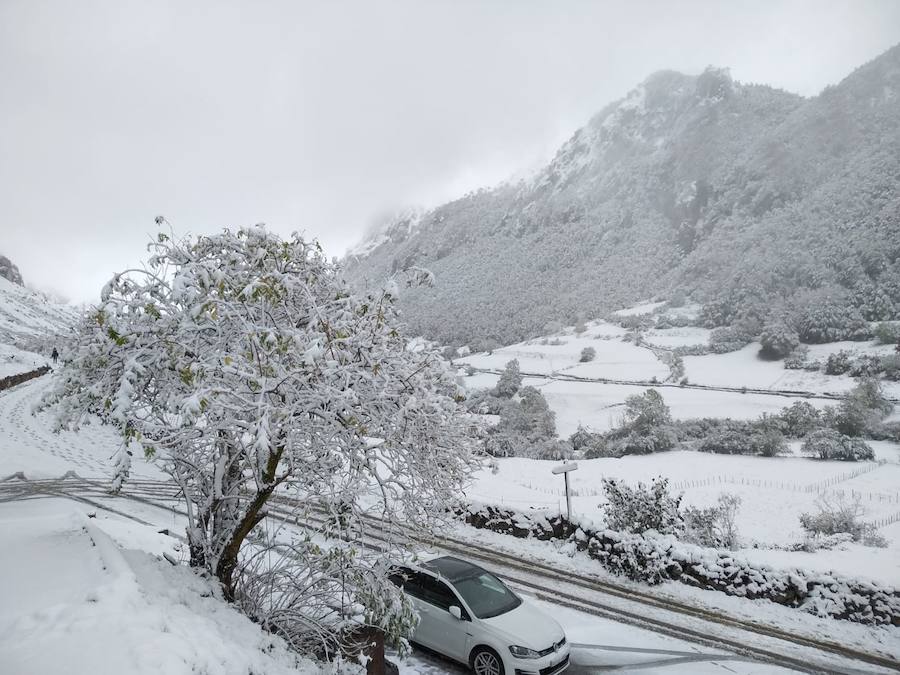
top-left (791, 297), bottom-right (871, 344)
top-left (682, 493), bottom-right (741, 549)
top-left (623, 388), bottom-right (672, 433)
top-left (874, 321), bottom-right (900, 345)
top-left (579, 346), bottom-right (596, 362)
top-left (493, 358), bottom-right (522, 398)
top-left (783, 344), bottom-right (810, 370)
top-left (751, 429), bottom-right (789, 457)
top-left (827, 378), bottom-right (892, 437)
top-left (825, 349), bottom-right (853, 375)
top-left (488, 386), bottom-right (557, 457)
top-left (698, 429), bottom-right (751, 454)
top-left (708, 325), bottom-right (753, 353)
top-left (601, 477), bottom-right (683, 536)
top-left (43, 226), bottom-right (475, 650)
top-left (777, 401), bottom-right (822, 438)
top-left (801, 429), bottom-right (874, 461)
top-left (880, 354), bottom-right (900, 381)
top-left (612, 426), bottom-right (678, 455)
top-left (799, 495), bottom-right (886, 547)
top-left (758, 322), bottom-right (800, 360)
top-left (583, 435), bottom-right (620, 459)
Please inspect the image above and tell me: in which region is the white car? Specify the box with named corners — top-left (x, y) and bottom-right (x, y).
top-left (389, 555), bottom-right (570, 675)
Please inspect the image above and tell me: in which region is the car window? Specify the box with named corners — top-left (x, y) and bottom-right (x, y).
top-left (388, 567), bottom-right (428, 601)
top-left (419, 575), bottom-right (459, 611)
top-left (451, 571), bottom-right (522, 619)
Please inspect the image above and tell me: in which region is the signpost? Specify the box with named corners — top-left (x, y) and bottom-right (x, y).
top-left (551, 461), bottom-right (578, 521)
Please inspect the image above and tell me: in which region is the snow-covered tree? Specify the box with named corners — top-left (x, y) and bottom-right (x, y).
top-left (493, 358), bottom-right (522, 398)
top-left (42, 226), bottom-right (475, 632)
top-left (758, 321), bottom-right (799, 360)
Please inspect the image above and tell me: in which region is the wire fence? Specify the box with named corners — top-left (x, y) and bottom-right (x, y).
top-left (870, 511), bottom-right (900, 528)
top-left (516, 461), bottom-right (900, 505)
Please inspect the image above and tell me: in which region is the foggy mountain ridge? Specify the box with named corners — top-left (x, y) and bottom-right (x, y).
top-left (344, 44), bottom-right (900, 350)
top-left (0, 255), bottom-right (24, 287)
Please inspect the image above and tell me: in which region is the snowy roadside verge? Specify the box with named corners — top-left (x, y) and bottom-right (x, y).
top-left (0, 498), bottom-right (349, 675)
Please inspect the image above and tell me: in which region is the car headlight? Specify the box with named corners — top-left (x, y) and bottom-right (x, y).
top-left (508, 645), bottom-right (541, 659)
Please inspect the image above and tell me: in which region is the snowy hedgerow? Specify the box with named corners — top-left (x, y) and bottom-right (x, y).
top-left (612, 426), bottom-right (678, 455)
top-left (708, 316), bottom-right (760, 354)
top-left (579, 346), bottom-right (596, 362)
top-left (801, 429), bottom-right (874, 461)
top-left (758, 322), bottom-right (800, 360)
top-left (698, 429), bottom-right (750, 455)
top-left (43, 225), bottom-right (476, 635)
top-left (601, 477), bottom-right (683, 536)
top-left (493, 358), bottom-right (522, 398)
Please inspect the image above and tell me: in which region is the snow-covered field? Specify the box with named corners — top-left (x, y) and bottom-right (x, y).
top-left (459, 304), bottom-right (900, 589)
top-left (468, 452), bottom-right (900, 585)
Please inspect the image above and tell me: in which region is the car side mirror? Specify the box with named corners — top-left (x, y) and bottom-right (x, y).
top-left (449, 605), bottom-right (463, 620)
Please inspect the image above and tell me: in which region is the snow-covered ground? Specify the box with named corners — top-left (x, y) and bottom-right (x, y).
top-left (0, 342), bottom-right (48, 378)
top-left (0, 498), bottom-right (330, 675)
top-left (0, 437), bottom-right (803, 675)
top-left (682, 341), bottom-right (900, 398)
top-left (0, 377), bottom-right (165, 480)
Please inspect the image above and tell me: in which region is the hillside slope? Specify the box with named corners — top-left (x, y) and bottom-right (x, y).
top-left (0, 275), bottom-right (79, 351)
top-left (345, 46), bottom-right (900, 349)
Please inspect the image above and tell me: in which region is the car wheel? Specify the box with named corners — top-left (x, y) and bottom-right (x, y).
top-left (470, 647), bottom-right (504, 675)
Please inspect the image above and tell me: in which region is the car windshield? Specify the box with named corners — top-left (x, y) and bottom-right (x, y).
top-left (451, 571), bottom-right (521, 619)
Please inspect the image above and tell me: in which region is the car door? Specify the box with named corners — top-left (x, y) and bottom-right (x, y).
top-left (389, 568), bottom-right (443, 651)
top-left (413, 574), bottom-right (472, 663)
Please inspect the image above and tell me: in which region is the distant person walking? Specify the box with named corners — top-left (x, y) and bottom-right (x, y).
top-left (51, 347), bottom-right (58, 365)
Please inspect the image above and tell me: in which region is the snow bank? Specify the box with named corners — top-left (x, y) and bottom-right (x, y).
top-left (0, 499), bottom-right (339, 675)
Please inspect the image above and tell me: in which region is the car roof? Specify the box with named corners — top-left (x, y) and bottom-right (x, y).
top-left (421, 555), bottom-right (486, 582)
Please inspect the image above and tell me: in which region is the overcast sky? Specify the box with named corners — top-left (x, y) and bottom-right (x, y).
top-left (2, 0), bottom-right (900, 303)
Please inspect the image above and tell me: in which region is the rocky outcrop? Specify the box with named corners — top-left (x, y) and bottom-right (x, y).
top-left (0, 255), bottom-right (23, 286)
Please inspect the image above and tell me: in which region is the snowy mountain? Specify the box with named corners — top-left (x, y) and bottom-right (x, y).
top-left (345, 45), bottom-right (900, 350)
top-left (0, 275), bottom-right (79, 350)
top-left (0, 255), bottom-right (23, 286)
